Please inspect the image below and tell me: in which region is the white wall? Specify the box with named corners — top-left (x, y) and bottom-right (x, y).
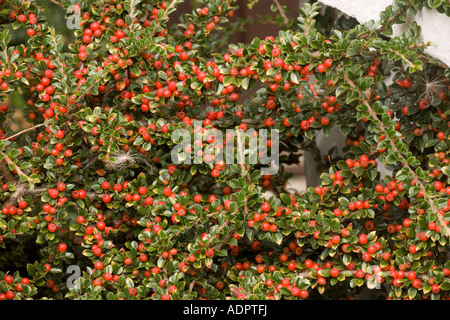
top-left (318, 0), bottom-right (450, 66)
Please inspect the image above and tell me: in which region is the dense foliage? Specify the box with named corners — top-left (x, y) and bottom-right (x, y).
top-left (0, 0), bottom-right (449, 300)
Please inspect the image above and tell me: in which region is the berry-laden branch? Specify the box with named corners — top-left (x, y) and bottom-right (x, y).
top-left (343, 72), bottom-right (450, 238)
top-left (187, 227), bottom-right (236, 295)
top-left (4, 186), bottom-right (46, 207)
top-left (150, 0), bottom-right (181, 37)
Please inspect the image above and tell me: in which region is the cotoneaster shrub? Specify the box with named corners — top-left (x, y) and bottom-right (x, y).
top-left (0, 0), bottom-right (449, 300)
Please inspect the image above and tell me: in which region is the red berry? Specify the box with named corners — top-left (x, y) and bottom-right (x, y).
top-left (163, 186), bottom-right (172, 197)
top-left (261, 202), bottom-right (271, 212)
top-left (317, 64), bottom-right (327, 73)
top-left (431, 284), bottom-right (440, 294)
top-left (358, 234), bottom-right (368, 245)
top-left (412, 278), bottom-right (421, 289)
top-left (48, 223), bottom-right (57, 233)
top-left (102, 194), bottom-right (111, 203)
top-left (58, 243), bottom-right (67, 252)
top-left (4, 275), bottom-right (14, 284)
top-left (300, 120), bottom-right (310, 130)
top-left (48, 188), bottom-right (59, 199)
top-left (5, 291), bottom-right (15, 300)
top-left (101, 181), bottom-right (110, 190)
top-left (330, 267), bottom-right (339, 277)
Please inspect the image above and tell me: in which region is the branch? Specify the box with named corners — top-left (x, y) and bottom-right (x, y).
top-left (128, 0), bottom-right (136, 32)
top-left (3, 186), bottom-right (47, 207)
top-left (72, 77), bottom-right (103, 107)
top-left (0, 151), bottom-right (37, 185)
top-left (214, 228), bottom-right (236, 252)
top-left (235, 129), bottom-right (251, 215)
top-left (204, 219), bottom-right (230, 249)
top-left (186, 221), bottom-right (236, 294)
top-left (273, 0), bottom-right (289, 25)
top-left (151, 0), bottom-right (179, 37)
top-left (188, 279), bottom-right (196, 294)
top-left (388, 48), bottom-right (415, 69)
top-left (343, 72), bottom-right (450, 238)
top-left (360, 2), bottom-right (412, 40)
top-left (48, 0), bottom-right (64, 8)
top-left (2, 183), bottom-right (98, 207)
top-left (235, 129), bottom-right (250, 179)
top-left (5, 123), bottom-right (45, 141)
top-left (82, 155), bottom-right (99, 171)
top-left (100, 83), bottom-right (114, 108)
top-left (377, 2), bottom-right (411, 35)
top-left (417, 53), bottom-right (449, 70)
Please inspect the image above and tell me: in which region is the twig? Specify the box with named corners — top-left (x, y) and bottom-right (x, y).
top-left (361, 2), bottom-right (412, 39)
top-left (343, 72), bottom-right (450, 238)
top-left (100, 83), bottom-right (114, 108)
top-left (72, 77), bottom-right (103, 106)
top-left (2, 183), bottom-right (98, 207)
top-left (128, 0), bottom-right (136, 32)
top-left (273, 0), bottom-right (289, 25)
top-left (151, 0), bottom-right (179, 37)
top-left (48, 0), bottom-right (64, 8)
top-left (417, 54), bottom-right (449, 70)
top-left (4, 186), bottom-right (47, 207)
top-left (186, 222), bottom-right (236, 294)
top-left (214, 228), bottom-right (236, 252)
top-left (188, 279), bottom-right (196, 294)
top-left (204, 219), bottom-right (230, 249)
top-left (0, 151), bottom-right (36, 184)
top-left (82, 155), bottom-right (99, 171)
top-left (6, 123), bottom-right (45, 141)
top-left (389, 48), bottom-right (415, 69)
top-left (235, 129), bottom-right (252, 181)
top-left (235, 129), bottom-right (252, 215)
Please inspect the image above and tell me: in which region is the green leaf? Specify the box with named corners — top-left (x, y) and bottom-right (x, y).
top-left (280, 193), bottom-right (291, 205)
top-left (279, 286), bottom-right (291, 295)
top-left (26, 264), bottom-right (35, 276)
top-left (290, 71), bottom-right (299, 84)
top-left (408, 287), bottom-right (417, 299)
top-left (330, 218), bottom-right (340, 232)
top-left (338, 197), bottom-right (349, 206)
top-left (223, 75), bottom-right (233, 86)
top-left (241, 77), bottom-right (249, 90)
top-left (318, 269), bottom-right (330, 277)
top-left (440, 280), bottom-right (450, 291)
top-left (343, 254), bottom-right (351, 266)
top-left (442, 166), bottom-right (450, 176)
